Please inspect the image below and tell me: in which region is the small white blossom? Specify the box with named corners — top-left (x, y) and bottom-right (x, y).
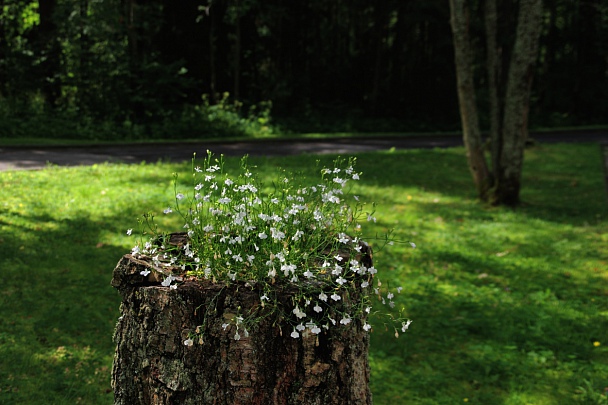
top-left (296, 323), bottom-right (306, 331)
top-left (291, 330), bottom-right (300, 338)
top-left (409, 242), bottom-right (417, 249)
top-left (293, 306), bottom-right (306, 319)
top-left (313, 304), bottom-right (323, 313)
top-left (140, 269), bottom-right (150, 276)
top-left (340, 317), bottom-right (351, 325)
top-left (363, 323), bottom-right (372, 331)
top-left (176, 193), bottom-right (185, 200)
top-left (126, 229), bottom-right (133, 235)
top-left (163, 207), bottom-right (173, 214)
top-left (330, 293), bottom-right (341, 301)
top-left (184, 338), bottom-right (194, 346)
top-left (161, 275), bottom-right (176, 287)
top-left (319, 292), bottom-right (328, 302)
top-left (401, 320), bottom-right (412, 332)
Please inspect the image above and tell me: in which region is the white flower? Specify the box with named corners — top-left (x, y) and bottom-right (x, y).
top-left (293, 306), bottom-right (306, 319)
top-left (258, 232), bottom-right (268, 239)
top-left (296, 323), bottom-right (306, 331)
top-left (361, 281), bottom-right (369, 288)
top-left (409, 242), bottom-right (417, 249)
top-left (234, 332), bottom-right (241, 340)
top-left (303, 270), bottom-right (314, 278)
top-left (330, 293), bottom-right (341, 301)
top-left (291, 330), bottom-right (300, 338)
top-left (401, 320), bottom-right (412, 332)
top-left (334, 255), bottom-right (343, 262)
top-left (126, 229), bottom-right (133, 235)
top-left (387, 292), bottom-right (394, 300)
top-left (225, 179), bottom-right (234, 186)
top-left (313, 304), bottom-right (322, 313)
top-left (222, 323), bottom-right (230, 330)
top-left (336, 276), bottom-right (347, 285)
top-left (367, 214), bottom-right (376, 223)
top-left (368, 266), bottom-right (377, 275)
top-left (161, 275), bottom-right (176, 287)
top-left (337, 233), bottom-right (349, 244)
top-left (203, 224), bottom-right (214, 232)
top-left (184, 338), bottom-right (194, 346)
top-left (340, 317), bottom-right (351, 325)
top-left (164, 207), bottom-right (173, 214)
top-left (397, 287), bottom-right (403, 293)
top-left (218, 197), bottom-right (231, 204)
top-left (311, 324), bottom-right (321, 334)
top-left (176, 193), bottom-right (185, 200)
top-left (363, 323), bottom-right (371, 331)
top-left (131, 245), bottom-right (141, 255)
top-left (140, 269), bottom-right (150, 276)
top-left (319, 292), bottom-right (328, 302)
top-left (195, 183), bottom-right (203, 190)
top-left (261, 294), bottom-right (269, 301)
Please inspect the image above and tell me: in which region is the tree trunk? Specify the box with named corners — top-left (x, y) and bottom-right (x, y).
top-left (495, 0), bottom-right (543, 206)
top-left (448, 0), bottom-right (492, 201)
top-left (111, 237), bottom-right (372, 404)
top-left (483, 0), bottom-right (502, 178)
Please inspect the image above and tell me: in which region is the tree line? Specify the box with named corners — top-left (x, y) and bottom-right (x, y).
top-left (1, 0), bottom-right (606, 138)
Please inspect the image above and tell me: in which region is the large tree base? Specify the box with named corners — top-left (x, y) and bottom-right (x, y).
top-left (111, 253), bottom-right (372, 405)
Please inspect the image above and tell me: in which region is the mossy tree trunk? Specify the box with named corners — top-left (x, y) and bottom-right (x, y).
top-left (111, 253), bottom-right (372, 405)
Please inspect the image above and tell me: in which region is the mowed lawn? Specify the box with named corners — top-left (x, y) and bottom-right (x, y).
top-left (0, 143), bottom-right (606, 404)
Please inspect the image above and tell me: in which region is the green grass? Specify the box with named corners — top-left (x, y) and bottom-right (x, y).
top-left (1, 143), bottom-right (607, 404)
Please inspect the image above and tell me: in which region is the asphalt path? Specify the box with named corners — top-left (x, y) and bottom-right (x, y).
top-left (0, 131), bottom-right (606, 172)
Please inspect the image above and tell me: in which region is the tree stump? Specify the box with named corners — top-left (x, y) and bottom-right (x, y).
top-left (111, 249), bottom-right (372, 404)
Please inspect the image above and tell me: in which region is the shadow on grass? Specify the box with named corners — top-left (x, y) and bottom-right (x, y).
top-left (0, 210), bottom-right (135, 404)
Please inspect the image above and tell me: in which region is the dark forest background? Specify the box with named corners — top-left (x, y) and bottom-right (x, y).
top-left (1, 0), bottom-right (607, 140)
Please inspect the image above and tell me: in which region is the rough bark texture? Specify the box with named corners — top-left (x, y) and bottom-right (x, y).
top-left (111, 239), bottom-right (372, 404)
top-left (450, 0), bottom-right (543, 206)
top-left (497, 0), bottom-right (543, 206)
top-left (449, 0), bottom-right (492, 202)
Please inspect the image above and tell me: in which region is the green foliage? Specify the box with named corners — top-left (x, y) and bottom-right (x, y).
top-left (0, 92), bottom-right (274, 141)
top-left (0, 143), bottom-right (606, 404)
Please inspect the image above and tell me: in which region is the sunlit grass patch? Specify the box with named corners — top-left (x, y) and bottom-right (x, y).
top-left (0, 143), bottom-right (607, 404)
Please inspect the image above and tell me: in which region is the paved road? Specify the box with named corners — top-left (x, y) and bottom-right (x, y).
top-left (0, 131), bottom-right (606, 172)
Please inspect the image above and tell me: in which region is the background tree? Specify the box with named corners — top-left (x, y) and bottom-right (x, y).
top-left (0, 0), bottom-right (605, 140)
top-left (449, 0), bottom-right (543, 206)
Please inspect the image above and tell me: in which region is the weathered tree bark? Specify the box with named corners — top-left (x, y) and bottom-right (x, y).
top-left (449, 0), bottom-right (543, 206)
top-left (496, 0), bottom-right (543, 206)
top-left (448, 0), bottom-right (492, 201)
top-left (111, 237), bottom-right (372, 405)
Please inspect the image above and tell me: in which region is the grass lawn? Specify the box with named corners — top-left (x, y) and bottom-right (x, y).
top-left (0, 143), bottom-right (607, 404)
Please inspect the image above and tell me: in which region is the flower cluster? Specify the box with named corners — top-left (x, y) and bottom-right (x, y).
top-left (129, 151), bottom-right (412, 343)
